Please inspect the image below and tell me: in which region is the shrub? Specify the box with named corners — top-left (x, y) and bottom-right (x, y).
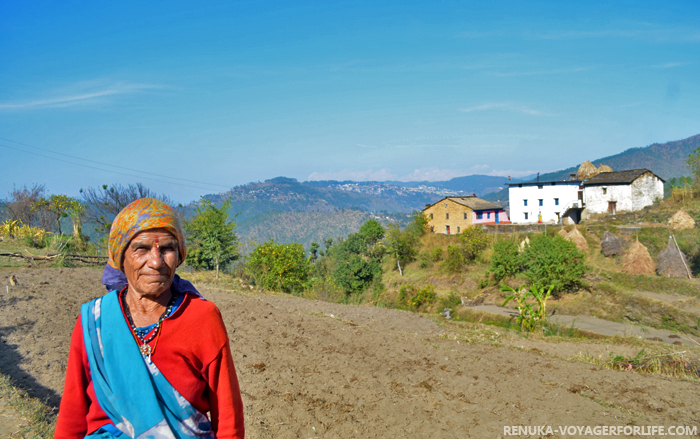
top-left (489, 238), bottom-right (520, 281)
top-left (458, 226), bottom-right (490, 261)
top-left (443, 245), bottom-right (464, 273)
top-left (520, 235), bottom-right (586, 293)
top-left (398, 283), bottom-right (436, 311)
top-left (247, 240), bottom-right (311, 293)
top-left (430, 247), bottom-right (444, 262)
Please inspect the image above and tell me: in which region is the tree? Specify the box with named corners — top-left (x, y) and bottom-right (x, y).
top-left (489, 238), bottom-right (520, 281)
top-left (81, 183), bottom-right (178, 233)
top-left (520, 235), bottom-right (586, 294)
top-left (458, 226), bottom-right (490, 262)
top-left (32, 194), bottom-right (75, 235)
top-left (384, 223), bottom-right (419, 276)
top-left (186, 198), bottom-right (239, 278)
top-left (246, 240), bottom-right (311, 293)
top-left (6, 184), bottom-right (46, 227)
top-left (67, 200), bottom-right (86, 240)
top-left (686, 147), bottom-right (700, 186)
top-left (309, 242), bottom-right (320, 262)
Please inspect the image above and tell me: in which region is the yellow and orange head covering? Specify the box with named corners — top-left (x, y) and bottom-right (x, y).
top-left (107, 198), bottom-right (186, 271)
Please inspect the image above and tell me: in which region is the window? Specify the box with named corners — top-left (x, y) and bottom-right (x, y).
top-left (476, 212), bottom-right (483, 220)
top-left (463, 212), bottom-right (467, 220)
top-left (446, 213), bottom-right (449, 219)
top-left (429, 213), bottom-right (433, 219)
top-left (457, 226), bottom-right (460, 233)
top-left (487, 212), bottom-right (491, 219)
top-left (524, 199), bottom-right (528, 206)
top-left (430, 226), bottom-right (434, 232)
top-left (554, 198), bottom-right (559, 206)
top-left (524, 213), bottom-right (529, 220)
top-left (445, 203), bottom-right (448, 207)
top-left (603, 187), bottom-right (607, 194)
top-left (538, 199), bottom-right (543, 206)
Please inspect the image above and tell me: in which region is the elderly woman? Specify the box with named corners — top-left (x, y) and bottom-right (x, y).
top-left (55, 198), bottom-right (245, 438)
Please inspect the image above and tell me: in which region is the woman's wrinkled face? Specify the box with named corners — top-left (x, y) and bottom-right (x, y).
top-left (122, 229), bottom-right (179, 298)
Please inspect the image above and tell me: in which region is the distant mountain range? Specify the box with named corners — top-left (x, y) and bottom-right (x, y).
top-left (202, 133), bottom-right (699, 246)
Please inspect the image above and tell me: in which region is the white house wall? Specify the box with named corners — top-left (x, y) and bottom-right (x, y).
top-left (508, 183), bottom-right (581, 224)
top-left (585, 173), bottom-right (664, 214)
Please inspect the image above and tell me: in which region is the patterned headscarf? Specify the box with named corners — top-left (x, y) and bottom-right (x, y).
top-left (107, 198), bottom-right (186, 271)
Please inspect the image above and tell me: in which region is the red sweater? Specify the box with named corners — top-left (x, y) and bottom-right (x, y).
top-left (55, 293), bottom-right (245, 438)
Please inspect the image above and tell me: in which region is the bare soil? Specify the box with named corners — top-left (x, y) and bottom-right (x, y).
top-left (1, 267), bottom-right (700, 438)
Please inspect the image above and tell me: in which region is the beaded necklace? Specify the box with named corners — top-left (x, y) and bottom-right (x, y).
top-left (122, 289), bottom-right (178, 357)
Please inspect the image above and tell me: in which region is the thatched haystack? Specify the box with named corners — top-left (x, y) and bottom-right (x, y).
top-left (622, 239), bottom-right (655, 275)
top-left (565, 227), bottom-right (588, 253)
top-left (657, 237), bottom-right (692, 279)
top-left (601, 231), bottom-right (624, 256)
top-left (577, 160), bottom-right (599, 180)
top-left (518, 236), bottom-right (530, 252)
top-left (558, 227), bottom-right (570, 238)
top-left (598, 164), bottom-right (613, 173)
top-left (668, 210), bottom-right (695, 231)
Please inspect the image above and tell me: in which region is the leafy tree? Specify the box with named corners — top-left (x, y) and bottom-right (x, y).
top-left (458, 226), bottom-right (490, 261)
top-left (247, 240), bottom-right (311, 293)
top-left (520, 235), bottom-right (586, 294)
top-left (384, 223), bottom-right (419, 276)
top-left (358, 219), bottom-right (385, 245)
top-left (407, 210), bottom-right (429, 236)
top-left (309, 242), bottom-right (320, 262)
top-left (32, 194), bottom-right (76, 235)
top-left (686, 147), bottom-right (700, 186)
top-left (186, 198), bottom-right (239, 278)
top-left (489, 238), bottom-right (520, 281)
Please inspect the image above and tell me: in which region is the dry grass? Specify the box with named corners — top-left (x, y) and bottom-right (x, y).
top-left (0, 373), bottom-right (56, 438)
top-left (566, 227), bottom-right (589, 253)
top-left (572, 348), bottom-right (700, 380)
top-left (668, 210), bottom-right (695, 231)
top-left (622, 240), bottom-right (655, 275)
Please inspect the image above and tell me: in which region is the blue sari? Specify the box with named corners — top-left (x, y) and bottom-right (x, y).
top-left (81, 290), bottom-right (214, 439)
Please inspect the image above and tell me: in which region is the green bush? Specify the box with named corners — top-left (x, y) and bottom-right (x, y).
top-left (247, 240), bottom-right (311, 293)
top-left (520, 235), bottom-right (586, 293)
top-left (443, 245), bottom-right (464, 273)
top-left (398, 283), bottom-right (436, 311)
top-left (458, 226), bottom-right (490, 261)
top-left (430, 247), bottom-right (444, 262)
top-left (489, 238), bottom-right (520, 281)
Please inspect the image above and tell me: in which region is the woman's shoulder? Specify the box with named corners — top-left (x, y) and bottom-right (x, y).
top-left (178, 293), bottom-right (226, 327)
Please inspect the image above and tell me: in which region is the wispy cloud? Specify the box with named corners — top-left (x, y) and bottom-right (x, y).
top-left (459, 103), bottom-right (554, 116)
top-left (643, 62), bottom-right (691, 70)
top-left (531, 26), bottom-right (700, 43)
top-left (488, 67), bottom-right (593, 77)
top-left (0, 81), bottom-right (162, 110)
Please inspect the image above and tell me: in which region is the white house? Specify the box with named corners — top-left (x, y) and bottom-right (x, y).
top-left (508, 169), bottom-right (664, 224)
top-left (508, 179), bottom-right (583, 224)
top-left (582, 169), bottom-right (664, 216)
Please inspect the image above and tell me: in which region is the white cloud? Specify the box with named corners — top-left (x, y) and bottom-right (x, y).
top-left (488, 67), bottom-right (593, 77)
top-left (0, 80), bottom-right (162, 110)
top-left (459, 103), bottom-right (554, 116)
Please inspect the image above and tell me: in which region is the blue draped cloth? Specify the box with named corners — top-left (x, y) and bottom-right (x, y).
top-left (81, 290), bottom-right (214, 439)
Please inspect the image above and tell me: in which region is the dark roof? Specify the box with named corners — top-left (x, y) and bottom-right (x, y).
top-left (583, 169), bottom-right (664, 186)
top-left (508, 180), bottom-right (581, 187)
top-left (447, 196), bottom-right (504, 211)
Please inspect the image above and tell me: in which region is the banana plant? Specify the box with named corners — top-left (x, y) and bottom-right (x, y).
top-left (502, 284), bottom-right (554, 331)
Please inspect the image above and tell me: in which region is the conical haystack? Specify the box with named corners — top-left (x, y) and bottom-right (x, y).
top-left (601, 231), bottom-right (624, 256)
top-left (518, 236), bottom-right (530, 252)
top-left (565, 227), bottom-right (588, 253)
top-left (577, 160), bottom-right (599, 180)
top-left (622, 239), bottom-right (656, 275)
top-left (668, 210), bottom-right (695, 231)
top-left (598, 164), bottom-right (613, 173)
top-left (657, 237), bottom-right (691, 279)
top-left (558, 227), bottom-right (570, 237)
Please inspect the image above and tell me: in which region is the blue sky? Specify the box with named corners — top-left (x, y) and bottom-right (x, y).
top-left (2, 0), bottom-right (699, 203)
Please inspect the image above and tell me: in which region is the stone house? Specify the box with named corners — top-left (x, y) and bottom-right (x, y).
top-left (508, 179), bottom-right (583, 225)
top-left (582, 169), bottom-right (664, 216)
top-left (423, 197), bottom-right (510, 235)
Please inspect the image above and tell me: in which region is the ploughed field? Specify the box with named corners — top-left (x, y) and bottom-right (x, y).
top-left (1, 267), bottom-right (699, 438)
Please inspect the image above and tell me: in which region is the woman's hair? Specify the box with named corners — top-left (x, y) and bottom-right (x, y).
top-left (107, 198), bottom-right (186, 270)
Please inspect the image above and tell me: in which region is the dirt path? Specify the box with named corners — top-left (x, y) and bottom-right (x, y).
top-left (1, 267), bottom-right (700, 438)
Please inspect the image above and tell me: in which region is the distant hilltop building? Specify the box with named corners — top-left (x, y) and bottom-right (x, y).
top-left (508, 164), bottom-right (664, 224)
top-left (423, 196), bottom-right (510, 234)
